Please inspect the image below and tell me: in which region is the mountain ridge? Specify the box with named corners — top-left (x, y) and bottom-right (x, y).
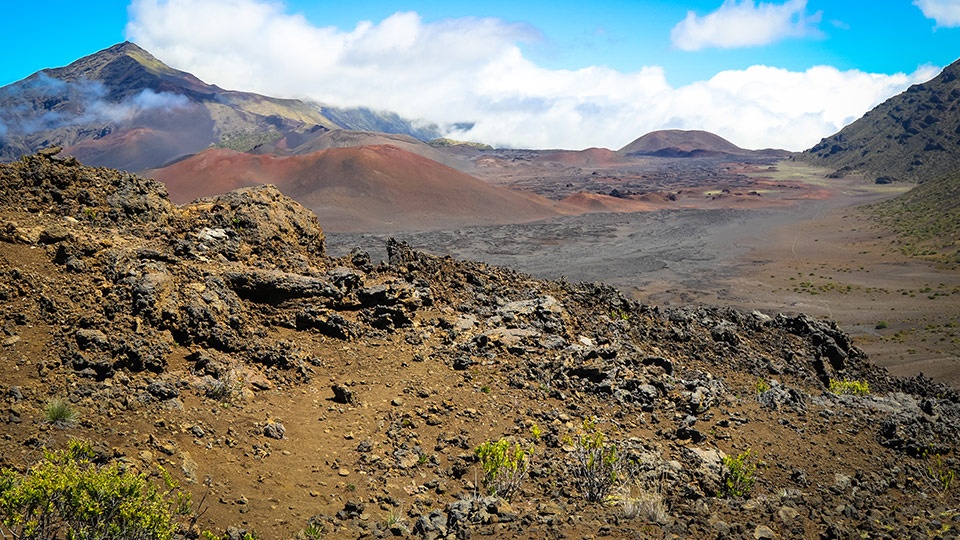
top-left (0, 42), bottom-right (440, 170)
top-left (800, 58), bottom-right (960, 183)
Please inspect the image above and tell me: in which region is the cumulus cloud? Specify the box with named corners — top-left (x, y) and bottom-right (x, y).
top-left (915, 0), bottom-right (960, 27)
top-left (125, 0), bottom-right (935, 151)
top-left (670, 0), bottom-right (823, 51)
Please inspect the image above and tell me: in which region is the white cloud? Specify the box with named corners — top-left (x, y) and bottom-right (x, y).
top-left (125, 0), bottom-right (935, 152)
top-left (915, 0), bottom-right (960, 27)
top-left (670, 0), bottom-right (822, 51)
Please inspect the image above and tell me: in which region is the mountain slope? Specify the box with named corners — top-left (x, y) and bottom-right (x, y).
top-left (146, 145), bottom-right (561, 231)
top-left (0, 42), bottom-right (335, 170)
top-left (319, 106), bottom-right (441, 141)
top-left (0, 42), bottom-right (447, 171)
top-left (800, 58), bottom-right (960, 183)
top-left (865, 170), bottom-right (960, 264)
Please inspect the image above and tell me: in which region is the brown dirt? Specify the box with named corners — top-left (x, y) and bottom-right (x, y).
top-left (2, 154), bottom-right (959, 540)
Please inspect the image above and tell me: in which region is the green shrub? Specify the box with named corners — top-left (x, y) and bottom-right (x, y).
top-left (474, 439), bottom-right (531, 501)
top-left (565, 418), bottom-right (629, 502)
top-left (829, 378), bottom-right (871, 396)
top-left (0, 440), bottom-right (191, 540)
top-left (719, 449), bottom-right (757, 498)
top-left (754, 378), bottom-right (770, 396)
top-left (922, 451), bottom-right (956, 494)
top-left (44, 398), bottom-right (78, 427)
top-left (302, 522), bottom-right (325, 539)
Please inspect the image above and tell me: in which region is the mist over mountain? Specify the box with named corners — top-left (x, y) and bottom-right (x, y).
top-left (800, 57), bottom-right (960, 184)
top-left (0, 42), bottom-right (439, 171)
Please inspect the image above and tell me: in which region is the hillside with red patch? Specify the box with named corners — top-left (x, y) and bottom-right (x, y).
top-left (147, 145), bottom-right (562, 231)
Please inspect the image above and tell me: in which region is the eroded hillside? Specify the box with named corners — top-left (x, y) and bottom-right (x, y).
top-left (0, 154), bottom-right (959, 539)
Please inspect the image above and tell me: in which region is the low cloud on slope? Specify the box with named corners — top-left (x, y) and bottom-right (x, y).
top-left (0, 73), bottom-right (191, 137)
top-left (126, 0), bottom-right (937, 151)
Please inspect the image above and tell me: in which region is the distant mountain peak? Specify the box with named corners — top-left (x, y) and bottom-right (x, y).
top-left (38, 41), bottom-right (212, 100)
top-left (0, 42), bottom-right (442, 170)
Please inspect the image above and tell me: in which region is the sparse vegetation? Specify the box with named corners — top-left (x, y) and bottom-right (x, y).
top-left (0, 440), bottom-right (191, 540)
top-left (620, 478), bottom-right (668, 524)
top-left (565, 418), bottom-right (630, 503)
top-left (43, 398), bottom-right (78, 427)
top-left (300, 521), bottom-right (325, 539)
top-left (382, 506), bottom-right (406, 532)
top-left (474, 439), bottom-right (532, 501)
top-left (922, 451), bottom-right (956, 495)
top-left (754, 377), bottom-right (770, 396)
top-left (427, 137), bottom-right (493, 150)
top-left (215, 130), bottom-right (283, 152)
top-left (719, 449), bottom-right (757, 498)
top-left (204, 369), bottom-right (245, 402)
top-left (864, 170), bottom-right (960, 268)
top-left (829, 378), bottom-right (871, 396)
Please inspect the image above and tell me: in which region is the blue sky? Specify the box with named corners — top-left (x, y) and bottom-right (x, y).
top-left (2, 1), bottom-right (959, 150)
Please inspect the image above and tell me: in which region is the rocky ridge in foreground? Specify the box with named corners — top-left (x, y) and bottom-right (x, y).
top-left (0, 153), bottom-right (959, 538)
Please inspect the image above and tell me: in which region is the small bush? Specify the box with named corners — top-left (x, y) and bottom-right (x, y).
top-left (922, 451), bottom-right (955, 494)
top-left (875, 321), bottom-right (889, 330)
top-left (754, 378), bottom-right (770, 396)
top-left (829, 378), bottom-right (871, 396)
top-left (719, 449), bottom-right (757, 498)
top-left (0, 439), bottom-right (191, 540)
top-left (43, 398), bottom-right (78, 427)
top-left (474, 439), bottom-right (531, 501)
top-left (566, 418), bottom-right (630, 502)
top-left (204, 369), bottom-right (245, 402)
top-left (620, 479), bottom-right (668, 523)
top-left (302, 522), bottom-right (325, 539)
